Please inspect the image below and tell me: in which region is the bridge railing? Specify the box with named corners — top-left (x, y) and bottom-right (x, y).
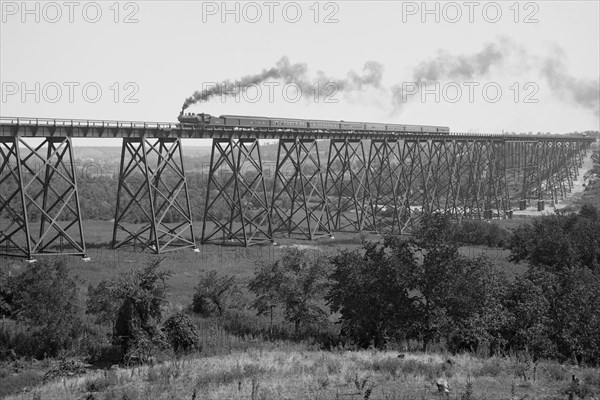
top-left (0, 116), bottom-right (593, 141)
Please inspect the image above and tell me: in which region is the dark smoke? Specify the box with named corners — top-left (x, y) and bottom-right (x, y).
top-left (391, 40), bottom-right (510, 108)
top-left (541, 47), bottom-right (600, 117)
top-left (182, 57), bottom-right (383, 110)
top-left (412, 42), bottom-right (505, 82)
top-left (391, 38), bottom-right (599, 118)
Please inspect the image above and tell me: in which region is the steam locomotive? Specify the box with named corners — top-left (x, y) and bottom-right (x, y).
top-left (177, 111), bottom-right (450, 134)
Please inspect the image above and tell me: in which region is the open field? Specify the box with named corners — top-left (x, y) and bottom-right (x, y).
top-left (3, 350), bottom-right (600, 400)
top-left (1, 218), bottom-right (525, 307)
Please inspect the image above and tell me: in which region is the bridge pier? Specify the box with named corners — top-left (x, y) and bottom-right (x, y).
top-left (270, 138), bottom-right (331, 240)
top-left (324, 139), bottom-right (369, 232)
top-left (201, 138), bottom-right (272, 246)
top-left (0, 136), bottom-right (86, 259)
top-left (362, 139), bottom-right (404, 234)
top-left (112, 137), bottom-right (196, 253)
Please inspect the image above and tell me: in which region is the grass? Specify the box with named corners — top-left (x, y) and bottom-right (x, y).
top-left (1, 217), bottom-right (528, 307)
top-left (2, 350), bottom-right (599, 400)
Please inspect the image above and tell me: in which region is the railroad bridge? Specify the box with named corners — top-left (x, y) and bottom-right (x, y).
top-left (0, 116), bottom-right (595, 259)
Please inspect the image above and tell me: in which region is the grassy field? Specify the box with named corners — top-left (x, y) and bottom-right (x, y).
top-left (3, 349), bottom-right (600, 400)
top-left (1, 216), bottom-right (527, 309)
top-left (1, 218), bottom-right (525, 307)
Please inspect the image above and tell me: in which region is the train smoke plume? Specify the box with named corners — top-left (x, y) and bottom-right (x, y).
top-left (391, 39), bottom-right (510, 107)
top-left (182, 57), bottom-right (383, 109)
top-left (392, 38), bottom-right (600, 117)
top-left (412, 42), bottom-right (505, 82)
top-left (541, 47), bottom-right (600, 117)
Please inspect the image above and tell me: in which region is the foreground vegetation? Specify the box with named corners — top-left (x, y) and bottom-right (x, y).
top-left (3, 350), bottom-right (600, 400)
top-left (1, 207), bottom-right (599, 399)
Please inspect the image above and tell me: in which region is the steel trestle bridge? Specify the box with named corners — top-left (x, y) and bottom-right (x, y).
top-left (0, 116), bottom-right (594, 259)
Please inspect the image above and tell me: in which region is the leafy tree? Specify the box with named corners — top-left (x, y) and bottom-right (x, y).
top-left (396, 213), bottom-right (508, 352)
top-left (327, 239), bottom-right (416, 348)
top-left (87, 258), bottom-right (171, 362)
top-left (192, 270), bottom-right (239, 316)
top-left (443, 256), bottom-right (509, 354)
top-left (503, 207), bottom-right (600, 364)
top-left (249, 247), bottom-right (329, 334)
top-left (554, 267), bottom-right (600, 365)
top-left (11, 259), bottom-right (83, 358)
top-left (87, 280), bottom-right (120, 335)
top-left (502, 267), bottom-right (559, 360)
top-left (508, 209), bottom-right (600, 271)
top-left (328, 230), bottom-right (509, 352)
top-left (412, 212), bottom-right (458, 250)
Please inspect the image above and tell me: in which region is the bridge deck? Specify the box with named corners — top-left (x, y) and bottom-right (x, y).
top-left (0, 117), bottom-right (594, 142)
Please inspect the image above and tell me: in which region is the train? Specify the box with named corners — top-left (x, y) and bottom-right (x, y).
top-left (177, 111), bottom-right (450, 134)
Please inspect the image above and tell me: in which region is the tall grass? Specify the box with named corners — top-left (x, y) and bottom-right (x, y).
top-left (4, 350), bottom-right (599, 400)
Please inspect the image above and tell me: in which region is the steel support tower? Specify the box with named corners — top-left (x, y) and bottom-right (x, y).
top-left (1, 136), bottom-right (86, 258)
top-left (112, 137), bottom-right (196, 253)
top-left (201, 138), bottom-right (272, 246)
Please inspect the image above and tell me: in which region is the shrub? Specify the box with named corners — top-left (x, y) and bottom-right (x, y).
top-left (162, 312), bottom-right (201, 355)
top-left (86, 258), bottom-right (172, 363)
top-left (9, 259), bottom-right (83, 358)
top-left (474, 358), bottom-right (504, 377)
top-left (542, 362), bottom-right (569, 381)
top-left (191, 271), bottom-right (239, 317)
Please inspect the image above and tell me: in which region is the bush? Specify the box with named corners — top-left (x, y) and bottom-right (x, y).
top-left (475, 358), bottom-right (504, 377)
top-left (542, 363), bottom-right (569, 381)
top-left (457, 220), bottom-right (509, 247)
top-left (191, 271), bottom-right (239, 317)
top-left (7, 259), bottom-right (83, 359)
top-left (84, 371), bottom-right (119, 393)
top-left (86, 258), bottom-right (172, 363)
top-left (162, 312), bottom-right (201, 355)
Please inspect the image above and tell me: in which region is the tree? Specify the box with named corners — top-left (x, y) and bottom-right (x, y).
top-left (249, 247), bottom-right (329, 334)
top-left (503, 208), bottom-right (600, 365)
top-left (397, 212), bottom-right (509, 352)
top-left (502, 267), bottom-right (559, 360)
top-left (87, 258), bottom-right (171, 362)
top-left (192, 270), bottom-right (239, 316)
top-left (443, 256), bottom-right (509, 354)
top-left (412, 212), bottom-right (458, 250)
top-left (327, 239), bottom-right (416, 348)
top-left (508, 209), bottom-right (600, 271)
top-left (11, 259), bottom-right (83, 358)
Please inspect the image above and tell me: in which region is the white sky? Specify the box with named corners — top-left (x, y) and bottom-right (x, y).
top-left (1, 0), bottom-right (599, 146)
